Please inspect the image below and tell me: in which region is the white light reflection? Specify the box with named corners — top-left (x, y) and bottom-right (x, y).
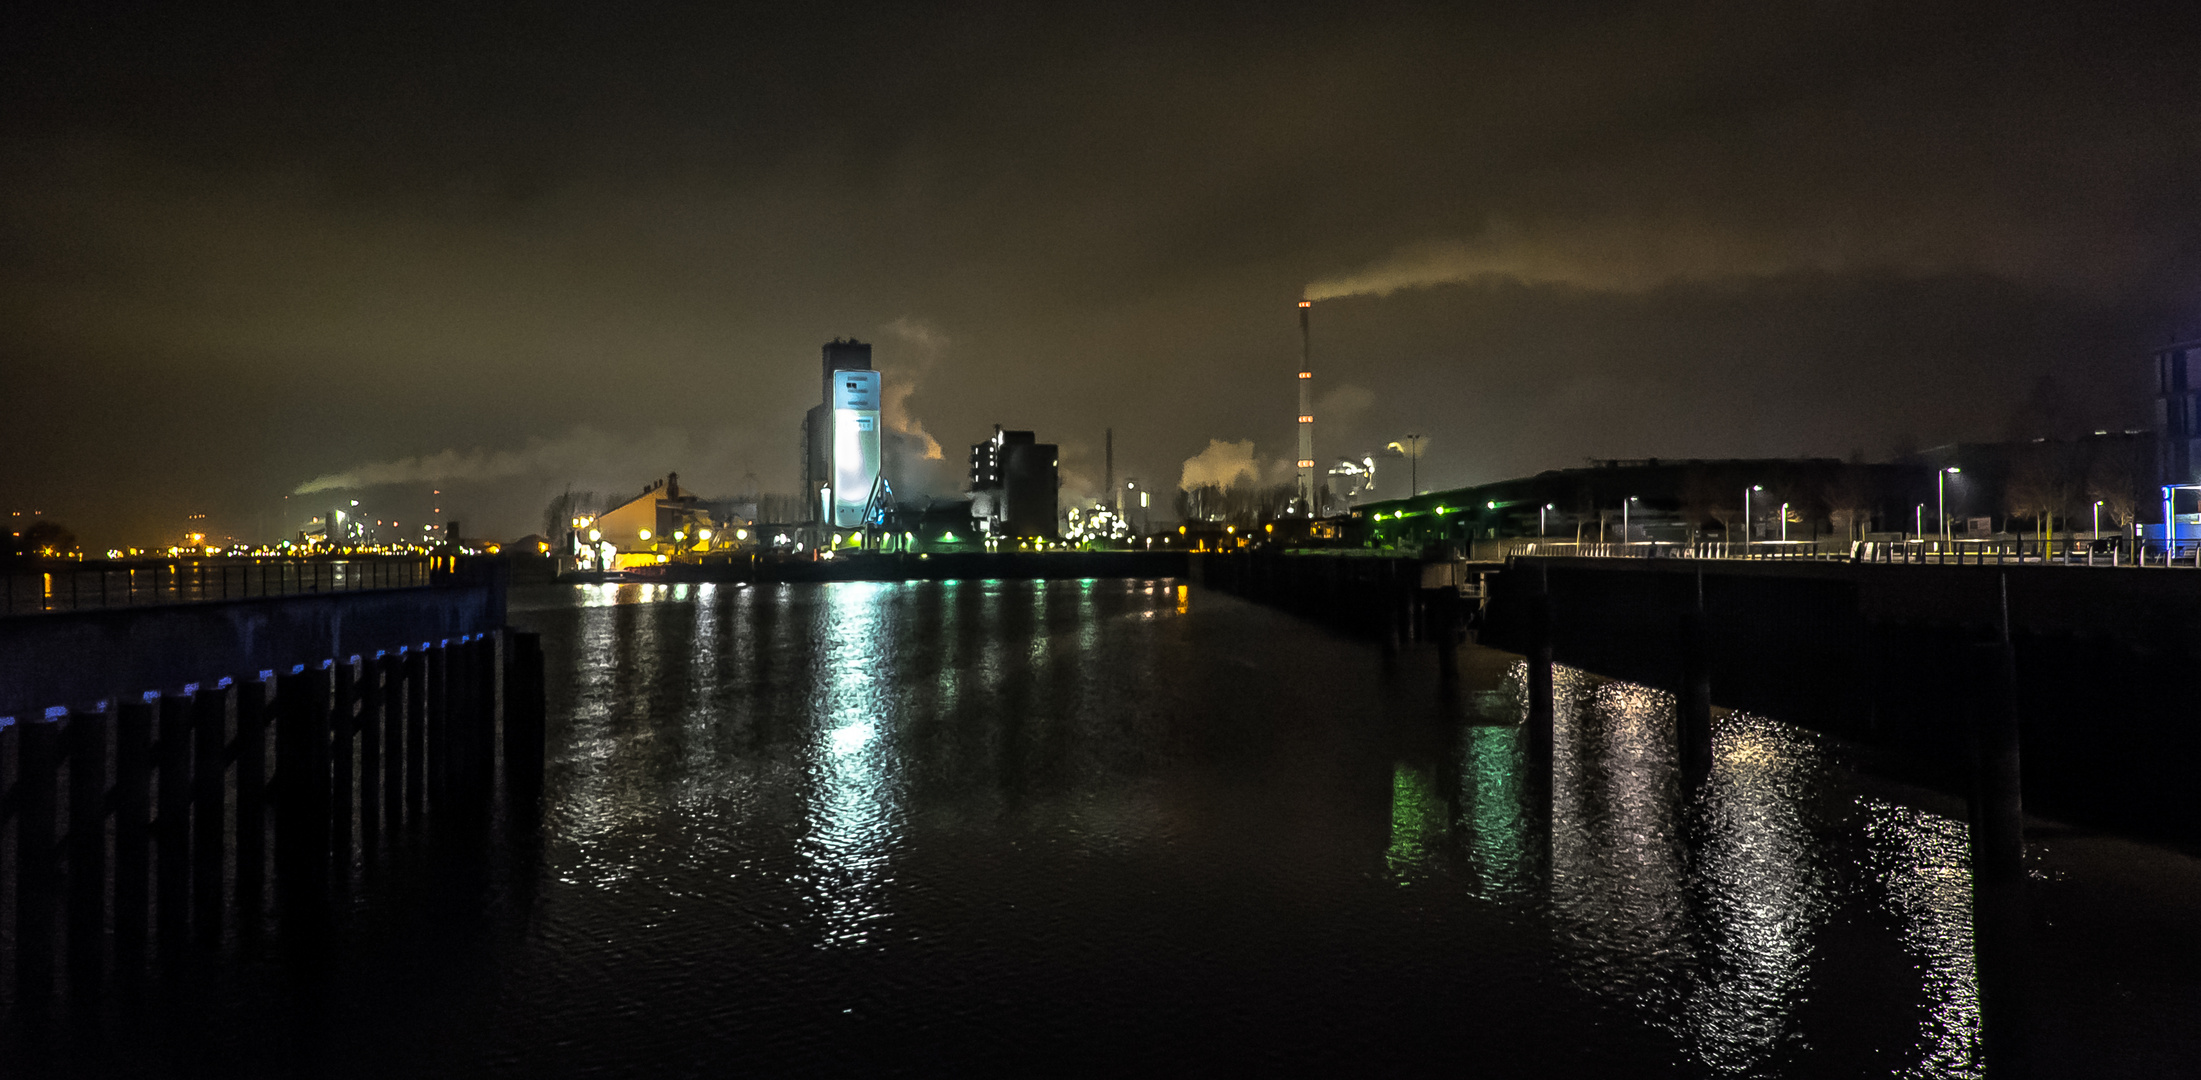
top-left (1549, 671), bottom-right (1689, 1005)
top-left (799, 582), bottom-right (906, 949)
top-left (1862, 799), bottom-right (1983, 1079)
top-left (1685, 712), bottom-right (1831, 1074)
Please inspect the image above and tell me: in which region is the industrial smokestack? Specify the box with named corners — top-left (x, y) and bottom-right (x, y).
top-left (1105, 428), bottom-right (1115, 512)
top-left (1297, 300), bottom-right (1315, 516)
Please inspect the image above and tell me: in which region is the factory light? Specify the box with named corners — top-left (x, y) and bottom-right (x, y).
top-left (588, 529), bottom-right (602, 541)
top-left (638, 529), bottom-right (651, 540)
top-left (698, 528), bottom-right (712, 540)
top-left (735, 529), bottom-right (748, 541)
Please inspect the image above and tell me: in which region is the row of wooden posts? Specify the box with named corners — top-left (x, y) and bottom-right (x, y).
top-left (0, 628), bottom-right (547, 1001)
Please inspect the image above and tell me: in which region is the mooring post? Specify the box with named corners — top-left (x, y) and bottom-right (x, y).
top-left (235, 675), bottom-right (269, 934)
top-left (1677, 571), bottom-right (1714, 787)
top-left (66, 703), bottom-right (108, 988)
top-left (193, 681), bottom-right (230, 946)
top-left (158, 690), bottom-right (195, 957)
top-left (17, 712), bottom-right (61, 1000)
top-left (114, 694), bottom-right (154, 970)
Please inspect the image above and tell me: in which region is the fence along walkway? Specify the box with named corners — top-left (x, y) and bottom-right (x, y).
top-left (1, 557), bottom-right (438, 617)
top-left (0, 629), bottom-right (546, 1001)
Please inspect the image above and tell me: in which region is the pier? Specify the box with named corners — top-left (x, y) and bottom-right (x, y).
top-left (0, 558), bottom-right (546, 1001)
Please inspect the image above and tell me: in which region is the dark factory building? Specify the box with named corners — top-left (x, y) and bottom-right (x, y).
top-left (969, 425), bottom-right (1059, 540)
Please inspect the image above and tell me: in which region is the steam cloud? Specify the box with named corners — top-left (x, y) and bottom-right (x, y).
top-left (1301, 213), bottom-right (2148, 302)
top-left (1178, 439), bottom-right (1261, 491)
top-left (880, 316), bottom-right (948, 462)
top-left (292, 426), bottom-right (744, 495)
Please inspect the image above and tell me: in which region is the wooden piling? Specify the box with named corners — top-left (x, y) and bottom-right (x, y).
top-left (274, 665), bottom-right (331, 917)
top-left (193, 682), bottom-right (229, 946)
top-left (17, 714), bottom-right (61, 1000)
top-left (235, 677), bottom-right (268, 934)
top-left (427, 641), bottom-right (448, 810)
top-left (1526, 573), bottom-right (1556, 768)
top-left (1970, 636), bottom-right (2024, 884)
top-left (1677, 574), bottom-right (1714, 787)
top-left (332, 657), bottom-right (356, 868)
top-left (360, 653), bottom-right (382, 854)
top-left (405, 647), bottom-right (426, 821)
top-left (385, 651), bottom-right (408, 833)
top-left (66, 705), bottom-right (107, 987)
top-left (114, 695), bottom-right (153, 969)
top-left (158, 691), bottom-right (194, 956)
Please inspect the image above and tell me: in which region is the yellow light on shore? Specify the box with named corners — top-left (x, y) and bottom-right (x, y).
top-left (638, 529), bottom-right (652, 540)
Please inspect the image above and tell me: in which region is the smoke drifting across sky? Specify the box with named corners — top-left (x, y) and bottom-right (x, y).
top-left (4, 2), bottom-right (2199, 544)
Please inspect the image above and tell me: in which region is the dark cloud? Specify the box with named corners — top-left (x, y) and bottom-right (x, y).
top-left (3, 1), bottom-right (2197, 544)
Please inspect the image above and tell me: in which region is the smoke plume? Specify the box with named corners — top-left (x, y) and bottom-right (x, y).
top-left (1178, 439), bottom-right (1261, 491)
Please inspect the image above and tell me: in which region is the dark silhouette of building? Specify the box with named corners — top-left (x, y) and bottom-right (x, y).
top-left (2155, 337), bottom-right (2201, 487)
top-left (969, 426), bottom-right (1058, 539)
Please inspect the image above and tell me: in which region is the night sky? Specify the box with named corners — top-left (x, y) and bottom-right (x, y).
top-left (5, 2), bottom-right (2199, 546)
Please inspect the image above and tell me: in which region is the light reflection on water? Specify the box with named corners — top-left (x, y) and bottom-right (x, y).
top-left (544, 580), bottom-right (2012, 1073)
top-left (44, 578), bottom-right (2181, 1076)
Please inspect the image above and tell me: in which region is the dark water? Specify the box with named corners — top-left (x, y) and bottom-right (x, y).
top-left (12, 579), bottom-right (2201, 1076)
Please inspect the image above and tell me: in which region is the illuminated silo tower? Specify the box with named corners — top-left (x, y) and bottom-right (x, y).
top-left (1296, 300), bottom-right (1316, 514)
top-left (803, 339), bottom-right (882, 527)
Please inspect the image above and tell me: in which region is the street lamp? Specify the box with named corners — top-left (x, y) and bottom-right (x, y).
top-left (1400, 434), bottom-right (1424, 495)
top-left (2094, 500), bottom-right (2103, 538)
top-left (1744, 485), bottom-right (1764, 556)
top-left (1541, 503), bottom-right (1553, 537)
top-left (1623, 496), bottom-right (1636, 550)
top-left (1939, 466), bottom-right (1961, 546)
top-left (1781, 502), bottom-right (1789, 543)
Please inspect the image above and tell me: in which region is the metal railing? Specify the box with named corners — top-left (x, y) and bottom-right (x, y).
top-left (1, 557), bottom-right (435, 617)
top-left (1481, 535), bottom-right (2201, 568)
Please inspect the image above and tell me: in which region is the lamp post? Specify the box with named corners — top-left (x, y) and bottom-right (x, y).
top-left (1541, 503), bottom-right (1552, 537)
top-left (1744, 485), bottom-right (1763, 556)
top-left (1403, 434), bottom-right (1424, 495)
top-left (1780, 502), bottom-right (1789, 543)
top-left (1939, 466), bottom-right (1961, 546)
top-left (1623, 496), bottom-right (1636, 550)
top-left (2094, 499), bottom-right (2103, 538)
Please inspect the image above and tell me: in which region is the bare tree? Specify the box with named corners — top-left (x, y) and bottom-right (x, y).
top-left (2085, 438), bottom-right (2146, 532)
top-left (1823, 465), bottom-right (1878, 541)
top-left (2005, 442), bottom-right (2082, 537)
